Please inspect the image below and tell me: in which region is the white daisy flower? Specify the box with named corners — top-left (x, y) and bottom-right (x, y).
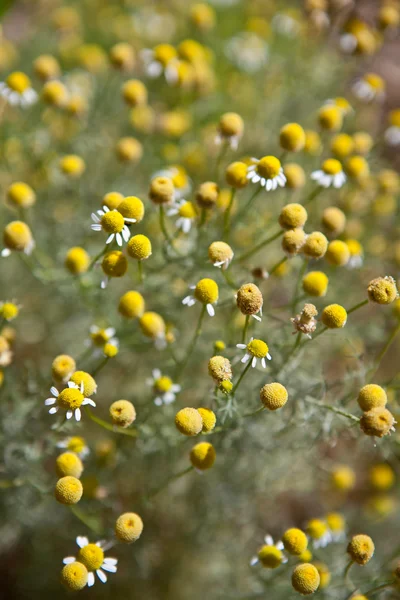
top-left (57, 436), bottom-right (90, 459)
top-left (311, 158), bottom-right (346, 189)
top-left (154, 166), bottom-right (191, 200)
top-left (167, 200), bottom-right (196, 233)
top-left (146, 369), bottom-right (181, 406)
top-left (182, 284), bottom-right (218, 317)
top-left (91, 205), bottom-right (135, 247)
top-left (247, 156), bottom-right (286, 191)
top-left (63, 536), bottom-right (117, 587)
top-left (352, 73), bottom-right (385, 103)
top-left (140, 45), bottom-right (177, 79)
top-left (250, 534), bottom-right (287, 567)
top-left (384, 111), bottom-right (400, 147)
top-left (45, 381), bottom-right (96, 422)
top-left (236, 337), bottom-right (271, 369)
top-left (0, 72), bottom-right (38, 108)
top-left (89, 325), bottom-right (117, 348)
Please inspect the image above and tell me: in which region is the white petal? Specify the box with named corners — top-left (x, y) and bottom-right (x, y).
top-left (276, 541), bottom-right (284, 550)
top-left (124, 217), bottom-right (136, 223)
top-left (76, 536), bottom-right (89, 548)
top-left (252, 314), bottom-right (262, 322)
top-left (206, 304), bottom-right (215, 317)
top-left (50, 386), bottom-right (59, 396)
top-left (104, 557), bottom-right (118, 566)
top-left (66, 410), bottom-right (73, 420)
top-left (261, 358), bottom-right (266, 369)
top-left (96, 569), bottom-right (107, 583)
top-left (106, 233), bottom-right (115, 244)
top-left (267, 353), bottom-right (272, 360)
top-left (154, 397), bottom-right (163, 406)
top-left (122, 227), bottom-right (130, 242)
top-left (241, 353), bottom-right (250, 363)
top-left (63, 556), bottom-right (76, 564)
top-left (102, 563), bottom-right (117, 573)
top-left (1, 249), bottom-right (11, 257)
top-left (264, 535), bottom-right (273, 545)
top-left (91, 224), bottom-right (102, 231)
top-left (152, 369), bottom-right (161, 378)
top-left (91, 213), bottom-right (100, 223)
top-left (250, 556), bottom-right (259, 566)
top-left (116, 233), bottom-right (122, 246)
top-left (236, 344), bottom-right (246, 349)
top-left (251, 356), bottom-right (257, 368)
top-left (75, 408), bottom-right (81, 421)
top-left (45, 398), bottom-right (56, 406)
top-left (88, 572), bottom-right (95, 587)
top-left (49, 407), bottom-right (58, 414)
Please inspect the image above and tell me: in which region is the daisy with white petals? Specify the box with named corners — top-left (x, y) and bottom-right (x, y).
top-left (63, 536), bottom-right (117, 587)
top-left (247, 155), bottom-right (286, 191)
top-left (250, 534), bottom-right (287, 567)
top-left (0, 72), bottom-right (38, 107)
top-left (146, 369), bottom-right (181, 406)
top-left (167, 200), bottom-right (196, 233)
top-left (236, 337), bottom-right (271, 368)
top-left (45, 381), bottom-right (96, 422)
top-left (91, 205), bottom-right (135, 247)
top-left (311, 158), bottom-right (346, 189)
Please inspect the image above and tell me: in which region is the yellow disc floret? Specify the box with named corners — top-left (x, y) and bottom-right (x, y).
top-left (127, 235), bottom-right (152, 260)
top-left (102, 251), bottom-right (128, 279)
top-left (55, 476), bottom-right (83, 504)
top-left (122, 79), bottom-right (147, 107)
top-left (282, 528), bottom-right (308, 555)
top-left (302, 271), bottom-right (328, 297)
top-left (115, 512), bottom-right (144, 543)
top-left (103, 192), bottom-right (124, 211)
top-left (52, 354), bottom-right (76, 383)
top-left (236, 283), bottom-right (263, 316)
top-left (197, 407), bottom-right (216, 432)
top-left (118, 290), bottom-right (145, 319)
top-left (60, 155), bottom-right (85, 178)
top-left (318, 105), bottom-right (343, 131)
top-left (282, 228), bottom-right (306, 255)
top-left (331, 466), bottom-right (355, 491)
top-left (225, 161), bottom-right (248, 189)
top-left (325, 240), bottom-right (350, 267)
top-left (280, 123), bottom-right (306, 152)
top-left (367, 276), bottom-right (398, 304)
top-left (369, 463), bottom-right (395, 490)
top-left (190, 442), bottom-right (216, 470)
top-left (279, 203), bottom-right (308, 230)
top-left (149, 176), bottom-right (175, 205)
top-left (7, 182), bottom-right (36, 208)
top-left (175, 407), bottom-right (203, 436)
top-left (56, 452), bottom-right (84, 478)
top-left (118, 196), bottom-right (145, 223)
top-left (321, 304), bottom-right (347, 328)
top-left (194, 278), bottom-right (219, 305)
top-left (4, 221), bottom-right (33, 252)
top-left (347, 534), bottom-right (375, 565)
top-left (256, 156), bottom-right (281, 179)
top-left (303, 232), bottom-right (328, 260)
top-left (258, 545), bottom-right (284, 568)
top-left (357, 384), bottom-right (387, 411)
top-left (292, 563), bottom-right (320, 595)
top-left (77, 543), bottom-right (104, 571)
top-left (260, 382), bottom-right (288, 411)
top-left (360, 407), bottom-right (395, 437)
top-left (70, 371), bottom-right (97, 397)
top-left (61, 562), bottom-right (88, 591)
top-left (284, 163), bottom-right (306, 189)
top-left (208, 356), bottom-right (232, 382)
top-left (57, 387), bottom-right (85, 410)
top-left (196, 181), bottom-right (219, 209)
top-left (109, 400), bottom-right (136, 428)
top-left (65, 247), bottom-right (90, 274)
top-left (322, 207), bottom-right (346, 235)
top-left (139, 312), bottom-right (165, 339)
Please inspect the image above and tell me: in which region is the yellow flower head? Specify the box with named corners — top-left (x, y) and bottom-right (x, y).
top-left (208, 241), bottom-right (234, 268)
top-left (127, 235), bottom-right (152, 261)
top-left (353, 132), bottom-right (373, 155)
top-left (115, 512), bottom-right (143, 543)
top-left (321, 304), bottom-right (347, 328)
top-left (56, 452), bottom-right (84, 478)
top-left (196, 181), bottom-right (219, 209)
top-left (208, 356), bottom-right (232, 383)
top-left (367, 276), bottom-right (398, 304)
top-left (149, 176), bottom-right (175, 205)
top-left (306, 519), bottom-right (328, 540)
top-left (282, 228), bottom-right (306, 256)
top-left (191, 3), bottom-right (216, 31)
top-left (304, 130), bottom-right (322, 155)
top-left (65, 247), bottom-right (90, 274)
top-left (139, 312), bottom-right (166, 339)
top-left (0, 302), bottom-right (19, 321)
top-left (225, 161), bottom-right (248, 189)
top-left (302, 232), bottom-right (328, 260)
top-left (52, 354), bottom-right (76, 383)
top-left (110, 42), bottom-right (135, 71)
top-left (122, 79), bottom-right (148, 107)
top-left (6, 71), bottom-right (31, 94)
top-left (318, 105), bottom-right (343, 131)
top-left (282, 528), bottom-right (308, 556)
top-left (119, 290), bottom-right (145, 319)
top-left (347, 534), bottom-right (375, 565)
top-left (61, 562), bottom-right (88, 591)
top-left (330, 133), bottom-right (354, 159)
top-left (70, 370), bottom-right (97, 397)
top-left (7, 182), bottom-right (36, 208)
top-left (322, 207), bottom-right (346, 235)
top-left (313, 562), bottom-right (331, 589)
top-left (255, 155), bottom-right (282, 179)
top-left (60, 155), bottom-right (85, 178)
top-left (77, 543), bottom-right (104, 571)
top-left (357, 384), bottom-right (387, 411)
top-left (3, 221), bottom-right (34, 254)
top-left (284, 163), bottom-right (306, 189)
top-left (326, 512), bottom-right (345, 533)
top-left (331, 466), bottom-right (355, 491)
top-left (258, 545), bottom-right (284, 569)
top-left (279, 123), bottom-right (306, 152)
top-left (55, 475), bottom-right (83, 505)
top-left (33, 54), bottom-right (60, 81)
top-left (279, 203), bottom-right (308, 230)
top-left (118, 196), bottom-right (145, 223)
top-left (345, 156), bottom-right (370, 180)
top-left (369, 463), bottom-right (395, 491)
top-left (325, 240), bottom-right (350, 267)
top-left (198, 407), bottom-right (216, 432)
top-left (103, 191), bottom-right (124, 211)
top-left (236, 283), bottom-right (263, 316)
top-left (175, 407), bottom-right (203, 436)
top-left (292, 563), bottom-right (320, 595)
top-left (360, 407), bottom-right (395, 438)
top-left (194, 278), bottom-right (219, 305)
top-left (218, 112), bottom-right (244, 140)
top-left (109, 400), bottom-right (136, 428)
top-left (41, 80), bottom-right (68, 107)
top-left (102, 250), bottom-right (128, 279)
top-left (116, 137), bottom-right (143, 163)
top-left (260, 382), bottom-right (288, 411)
top-left (190, 441), bottom-right (216, 470)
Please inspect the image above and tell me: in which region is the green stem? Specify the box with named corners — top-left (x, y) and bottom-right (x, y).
top-left (344, 560), bottom-right (354, 590)
top-left (91, 357), bottom-right (109, 377)
top-left (237, 229), bottom-right (283, 262)
top-left (223, 188), bottom-right (236, 240)
top-left (70, 505), bottom-right (103, 534)
top-left (291, 259), bottom-right (307, 313)
top-left (347, 299), bottom-right (368, 315)
top-left (368, 321), bottom-right (400, 380)
top-left (84, 406), bottom-right (137, 437)
top-left (138, 259), bottom-right (144, 283)
top-left (235, 186), bottom-right (262, 223)
top-left (176, 305), bottom-right (207, 381)
top-left (242, 406), bottom-right (265, 418)
top-left (303, 186), bottom-right (322, 206)
top-left (233, 360), bottom-right (252, 394)
top-left (242, 314), bottom-right (250, 343)
top-left (221, 268), bottom-right (238, 290)
top-left (159, 205), bottom-right (180, 253)
top-left (303, 398), bottom-right (360, 422)
top-left (362, 581), bottom-right (395, 596)
top-left (88, 243), bottom-right (108, 271)
top-left (311, 325), bottom-right (328, 341)
top-left (215, 141), bottom-right (229, 180)
top-left (148, 466), bottom-right (194, 499)
top-left (269, 256), bottom-right (288, 276)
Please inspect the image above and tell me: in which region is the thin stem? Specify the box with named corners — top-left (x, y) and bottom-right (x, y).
top-left (235, 186), bottom-right (262, 223)
top-left (242, 406), bottom-right (265, 418)
top-left (138, 259), bottom-right (144, 283)
top-left (242, 314), bottom-right (250, 343)
top-left (368, 321), bottom-right (400, 380)
top-left (91, 357), bottom-right (109, 377)
top-left (84, 406), bottom-right (137, 437)
top-left (223, 188), bottom-right (236, 240)
top-left (362, 581), bottom-right (395, 596)
top-left (159, 205), bottom-right (180, 254)
top-left (148, 466), bottom-right (194, 499)
top-left (176, 305), bottom-right (207, 381)
top-left (216, 141), bottom-right (229, 180)
top-left (303, 397), bottom-right (360, 422)
top-left (88, 244), bottom-right (108, 271)
top-left (344, 560), bottom-right (354, 590)
top-left (70, 505), bottom-right (103, 534)
top-left (221, 268), bottom-right (238, 290)
top-left (233, 360), bottom-right (252, 394)
top-left (269, 256), bottom-right (288, 276)
top-left (291, 259), bottom-right (307, 313)
top-left (347, 299), bottom-right (368, 315)
top-left (237, 229), bottom-right (283, 262)
top-left (312, 325), bottom-right (328, 341)
top-left (303, 186), bottom-right (322, 206)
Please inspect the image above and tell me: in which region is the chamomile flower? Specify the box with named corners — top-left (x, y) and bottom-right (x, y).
top-left (236, 337), bottom-right (271, 368)
top-left (182, 278), bottom-right (219, 317)
top-left (155, 165), bottom-right (191, 200)
top-left (146, 369), bottom-right (181, 406)
top-left (63, 536), bottom-right (117, 587)
top-left (250, 535), bottom-right (287, 568)
top-left (167, 200), bottom-right (196, 233)
top-left (91, 206), bottom-right (134, 246)
top-left (44, 381), bottom-right (96, 422)
top-left (140, 44), bottom-right (177, 78)
top-left (0, 71), bottom-right (38, 107)
top-left (353, 73), bottom-right (386, 103)
top-left (247, 156), bottom-right (286, 191)
top-left (385, 109), bottom-right (400, 147)
top-left (311, 158), bottom-right (346, 189)
top-left (57, 436), bottom-right (90, 459)
top-left (306, 518), bottom-right (332, 549)
top-left (89, 326), bottom-right (117, 348)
